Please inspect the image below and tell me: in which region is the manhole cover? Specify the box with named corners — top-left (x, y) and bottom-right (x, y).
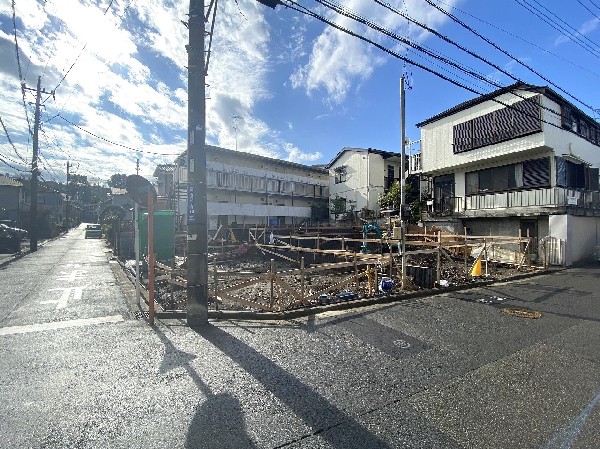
top-left (501, 308), bottom-right (542, 319)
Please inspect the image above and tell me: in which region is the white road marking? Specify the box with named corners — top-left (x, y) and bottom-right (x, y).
top-left (56, 269), bottom-right (87, 282)
top-left (42, 287), bottom-right (85, 309)
top-left (0, 315), bottom-right (124, 336)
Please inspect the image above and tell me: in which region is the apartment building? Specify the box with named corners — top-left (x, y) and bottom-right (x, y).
top-left (417, 83), bottom-right (600, 265)
top-left (170, 146), bottom-right (329, 229)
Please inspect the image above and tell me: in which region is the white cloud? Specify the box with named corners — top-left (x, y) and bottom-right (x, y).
top-left (289, 0), bottom-right (462, 104)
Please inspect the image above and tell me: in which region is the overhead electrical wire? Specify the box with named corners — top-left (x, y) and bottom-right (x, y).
top-left (281, 0), bottom-right (587, 135)
top-left (515, 0), bottom-right (600, 56)
top-left (575, 0), bottom-right (600, 22)
top-left (318, 0), bottom-right (509, 91)
top-left (433, 0), bottom-right (600, 80)
top-left (57, 114), bottom-right (181, 156)
top-left (11, 0), bottom-right (32, 157)
top-left (369, 0), bottom-right (523, 86)
top-left (422, 0), bottom-right (599, 113)
top-left (512, 0), bottom-right (600, 58)
top-left (314, 0), bottom-right (587, 126)
top-left (0, 115), bottom-right (28, 173)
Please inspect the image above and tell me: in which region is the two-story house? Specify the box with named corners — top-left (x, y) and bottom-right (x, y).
top-left (326, 147), bottom-right (404, 219)
top-left (417, 82), bottom-right (600, 265)
top-left (172, 146), bottom-right (330, 230)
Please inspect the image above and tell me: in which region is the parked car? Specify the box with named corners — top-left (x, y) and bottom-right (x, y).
top-left (0, 223), bottom-right (28, 240)
top-left (85, 224), bottom-right (102, 239)
top-left (0, 226), bottom-right (20, 253)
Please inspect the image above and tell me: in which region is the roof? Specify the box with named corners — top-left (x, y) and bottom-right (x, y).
top-left (175, 146), bottom-right (329, 174)
top-left (415, 82), bottom-right (595, 128)
top-left (325, 147), bottom-right (402, 169)
top-left (0, 175), bottom-right (23, 187)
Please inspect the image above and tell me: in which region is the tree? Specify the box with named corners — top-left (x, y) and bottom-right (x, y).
top-left (330, 195), bottom-right (347, 221)
top-left (108, 173), bottom-right (128, 189)
top-left (377, 175), bottom-right (423, 223)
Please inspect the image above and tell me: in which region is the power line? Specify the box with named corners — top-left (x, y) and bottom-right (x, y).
top-left (0, 115), bottom-right (28, 169)
top-left (576, 0), bottom-right (600, 21)
top-left (423, 0), bottom-right (599, 113)
top-left (317, 0), bottom-right (505, 90)
top-left (11, 0), bottom-right (33, 148)
top-left (56, 114), bottom-right (181, 156)
top-left (512, 0), bottom-right (600, 58)
top-left (433, 0), bottom-right (600, 80)
top-left (281, 1), bottom-right (594, 137)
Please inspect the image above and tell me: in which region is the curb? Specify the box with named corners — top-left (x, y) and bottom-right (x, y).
top-left (151, 266), bottom-right (562, 322)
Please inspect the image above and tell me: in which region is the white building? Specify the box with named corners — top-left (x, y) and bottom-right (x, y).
top-left (417, 83), bottom-right (600, 265)
top-left (326, 147), bottom-right (404, 219)
top-left (171, 146), bottom-right (329, 229)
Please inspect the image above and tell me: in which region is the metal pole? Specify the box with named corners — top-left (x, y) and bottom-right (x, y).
top-left (186, 0), bottom-right (209, 326)
top-left (148, 192), bottom-right (155, 326)
top-left (134, 202), bottom-right (140, 305)
top-left (400, 76), bottom-right (406, 288)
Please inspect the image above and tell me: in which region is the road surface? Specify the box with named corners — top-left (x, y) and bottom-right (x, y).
top-left (0, 224), bottom-right (599, 448)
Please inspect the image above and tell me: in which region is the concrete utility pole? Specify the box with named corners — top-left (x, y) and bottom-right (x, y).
top-left (186, 0), bottom-right (209, 326)
top-left (23, 76), bottom-right (54, 251)
top-left (28, 76), bottom-right (41, 252)
top-left (400, 76), bottom-right (407, 288)
top-left (65, 161), bottom-right (70, 229)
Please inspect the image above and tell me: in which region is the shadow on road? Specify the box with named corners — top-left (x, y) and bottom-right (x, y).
top-left (152, 325), bottom-right (257, 449)
top-left (193, 323), bottom-right (392, 448)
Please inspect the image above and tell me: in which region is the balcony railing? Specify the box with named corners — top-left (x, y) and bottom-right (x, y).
top-left (427, 187), bottom-right (600, 217)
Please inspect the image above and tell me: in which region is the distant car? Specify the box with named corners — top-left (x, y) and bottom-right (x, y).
top-left (0, 223), bottom-right (28, 240)
top-left (85, 224), bottom-right (102, 239)
top-left (0, 226), bottom-right (20, 253)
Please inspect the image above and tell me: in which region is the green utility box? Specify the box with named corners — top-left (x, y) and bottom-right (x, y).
top-left (138, 210), bottom-right (175, 260)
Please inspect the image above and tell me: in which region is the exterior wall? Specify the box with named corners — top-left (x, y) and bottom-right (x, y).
top-left (172, 147), bottom-right (328, 228)
top-left (550, 215), bottom-right (600, 265)
top-left (541, 96), bottom-right (600, 166)
top-left (328, 149), bottom-right (402, 217)
top-left (421, 90), bottom-right (543, 175)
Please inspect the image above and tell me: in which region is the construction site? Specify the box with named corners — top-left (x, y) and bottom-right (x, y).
top-left (126, 219), bottom-right (546, 315)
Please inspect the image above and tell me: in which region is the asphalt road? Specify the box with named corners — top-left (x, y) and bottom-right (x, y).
top-left (0, 224), bottom-right (599, 448)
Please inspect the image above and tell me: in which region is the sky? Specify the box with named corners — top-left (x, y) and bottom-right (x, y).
top-left (0, 0), bottom-right (599, 185)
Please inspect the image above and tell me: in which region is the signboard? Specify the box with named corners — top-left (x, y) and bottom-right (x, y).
top-left (188, 184), bottom-right (195, 223)
top-left (567, 196), bottom-right (578, 205)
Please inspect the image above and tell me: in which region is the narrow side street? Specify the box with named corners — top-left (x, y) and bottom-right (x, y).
top-left (0, 224), bottom-right (599, 448)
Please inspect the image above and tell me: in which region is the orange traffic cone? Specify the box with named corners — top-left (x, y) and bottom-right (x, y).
top-left (471, 254), bottom-right (482, 277)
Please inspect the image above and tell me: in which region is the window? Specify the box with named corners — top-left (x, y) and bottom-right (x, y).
top-left (453, 95), bottom-right (542, 153)
top-left (334, 166), bottom-right (347, 184)
top-left (561, 103), bottom-right (600, 146)
top-left (465, 158), bottom-right (548, 194)
top-left (387, 165), bottom-right (395, 189)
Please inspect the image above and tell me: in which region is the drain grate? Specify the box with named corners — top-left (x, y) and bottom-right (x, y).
top-left (501, 307), bottom-right (542, 319)
top-left (133, 311), bottom-right (150, 320)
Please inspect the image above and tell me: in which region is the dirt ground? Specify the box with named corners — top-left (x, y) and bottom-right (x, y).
top-left (152, 246), bottom-right (535, 312)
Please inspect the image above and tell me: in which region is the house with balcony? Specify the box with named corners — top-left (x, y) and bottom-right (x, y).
top-left (417, 83), bottom-right (600, 265)
top-left (171, 145), bottom-right (330, 230)
top-left (326, 147), bottom-right (404, 219)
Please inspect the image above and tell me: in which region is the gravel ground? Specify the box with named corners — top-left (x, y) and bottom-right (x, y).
top-left (150, 246), bottom-right (536, 312)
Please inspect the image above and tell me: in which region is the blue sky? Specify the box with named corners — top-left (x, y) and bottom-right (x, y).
top-left (0, 0), bottom-right (599, 184)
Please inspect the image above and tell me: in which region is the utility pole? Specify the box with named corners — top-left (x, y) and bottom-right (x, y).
top-left (28, 76), bottom-right (41, 252)
top-left (24, 76), bottom-right (54, 251)
top-left (400, 76), bottom-right (407, 288)
top-left (186, 0), bottom-right (209, 326)
top-left (65, 161), bottom-right (70, 229)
